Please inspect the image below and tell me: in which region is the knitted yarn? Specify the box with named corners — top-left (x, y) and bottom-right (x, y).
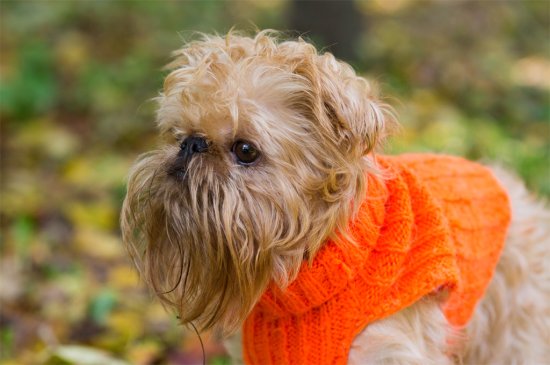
top-left (242, 154), bottom-right (511, 365)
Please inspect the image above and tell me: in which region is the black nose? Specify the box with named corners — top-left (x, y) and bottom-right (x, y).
top-left (178, 135), bottom-right (208, 158)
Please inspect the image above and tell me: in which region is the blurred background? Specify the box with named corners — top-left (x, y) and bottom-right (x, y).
top-left (0, 1), bottom-right (548, 364)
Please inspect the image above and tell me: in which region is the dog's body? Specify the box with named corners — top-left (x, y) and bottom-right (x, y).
top-left (349, 166), bottom-right (550, 365)
top-left (122, 31), bottom-right (550, 364)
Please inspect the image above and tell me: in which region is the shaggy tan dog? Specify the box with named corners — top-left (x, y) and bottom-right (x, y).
top-left (121, 31), bottom-right (550, 364)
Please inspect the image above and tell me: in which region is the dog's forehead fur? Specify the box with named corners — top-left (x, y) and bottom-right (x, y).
top-left (155, 33), bottom-right (324, 162)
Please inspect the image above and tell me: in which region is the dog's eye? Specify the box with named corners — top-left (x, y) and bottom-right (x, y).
top-left (232, 140), bottom-right (259, 165)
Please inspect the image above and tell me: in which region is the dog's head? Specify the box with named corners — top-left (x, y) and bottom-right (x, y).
top-left (121, 31), bottom-right (391, 333)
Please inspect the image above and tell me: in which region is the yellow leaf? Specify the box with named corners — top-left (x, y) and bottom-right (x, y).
top-left (64, 200), bottom-right (117, 231)
top-left (12, 118), bottom-right (78, 159)
top-left (63, 154), bottom-right (130, 190)
top-left (512, 56), bottom-right (550, 90)
top-left (126, 340), bottom-right (162, 365)
top-left (74, 228), bottom-right (124, 260)
top-left (1, 170), bottom-right (44, 216)
top-left (50, 345), bottom-right (130, 365)
top-left (55, 32), bottom-right (90, 74)
top-left (357, 0), bottom-right (414, 14)
top-left (109, 265), bottom-right (140, 289)
top-left (146, 301), bottom-right (175, 323)
top-left (106, 311), bottom-right (144, 340)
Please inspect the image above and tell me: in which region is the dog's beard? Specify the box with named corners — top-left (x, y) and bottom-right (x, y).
top-left (121, 148), bottom-right (330, 333)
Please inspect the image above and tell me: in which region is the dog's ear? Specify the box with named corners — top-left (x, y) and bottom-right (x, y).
top-left (293, 51), bottom-right (393, 160)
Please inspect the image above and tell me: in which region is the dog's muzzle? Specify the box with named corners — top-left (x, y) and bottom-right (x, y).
top-left (168, 135), bottom-right (208, 179)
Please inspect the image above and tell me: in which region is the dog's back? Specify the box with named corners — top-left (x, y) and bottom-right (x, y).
top-left (463, 168), bottom-right (550, 364)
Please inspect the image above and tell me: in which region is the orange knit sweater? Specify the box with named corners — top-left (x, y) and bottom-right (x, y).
top-left (243, 154), bottom-right (511, 365)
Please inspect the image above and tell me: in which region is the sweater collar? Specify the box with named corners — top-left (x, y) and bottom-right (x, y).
top-left (254, 173), bottom-right (392, 317)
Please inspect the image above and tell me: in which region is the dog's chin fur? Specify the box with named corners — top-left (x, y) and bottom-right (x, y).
top-left (121, 30), bottom-right (393, 333)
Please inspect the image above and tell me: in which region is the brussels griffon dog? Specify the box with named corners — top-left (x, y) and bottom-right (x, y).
top-left (121, 31), bottom-right (550, 364)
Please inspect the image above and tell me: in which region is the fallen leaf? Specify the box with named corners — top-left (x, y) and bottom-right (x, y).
top-left (109, 265), bottom-right (140, 289)
top-left (73, 228), bottom-right (124, 260)
top-left (48, 345), bottom-right (130, 365)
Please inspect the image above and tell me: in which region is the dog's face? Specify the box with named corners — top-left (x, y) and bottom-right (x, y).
top-left (121, 31), bottom-right (390, 333)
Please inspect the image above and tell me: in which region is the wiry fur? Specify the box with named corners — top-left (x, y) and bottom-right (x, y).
top-left (121, 31), bottom-right (392, 333)
top-left (348, 297), bottom-right (454, 365)
top-left (121, 31), bottom-right (550, 363)
top-left (462, 168), bottom-right (550, 364)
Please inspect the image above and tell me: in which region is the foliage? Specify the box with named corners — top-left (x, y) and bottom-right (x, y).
top-left (0, 1), bottom-right (548, 364)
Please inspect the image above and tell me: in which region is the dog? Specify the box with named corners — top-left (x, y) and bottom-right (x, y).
top-left (121, 31), bottom-right (550, 364)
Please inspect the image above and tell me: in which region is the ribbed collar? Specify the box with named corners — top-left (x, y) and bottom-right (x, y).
top-left (254, 169), bottom-right (401, 317)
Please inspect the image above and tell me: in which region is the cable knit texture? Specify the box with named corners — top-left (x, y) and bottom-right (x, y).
top-left (242, 154), bottom-right (511, 365)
